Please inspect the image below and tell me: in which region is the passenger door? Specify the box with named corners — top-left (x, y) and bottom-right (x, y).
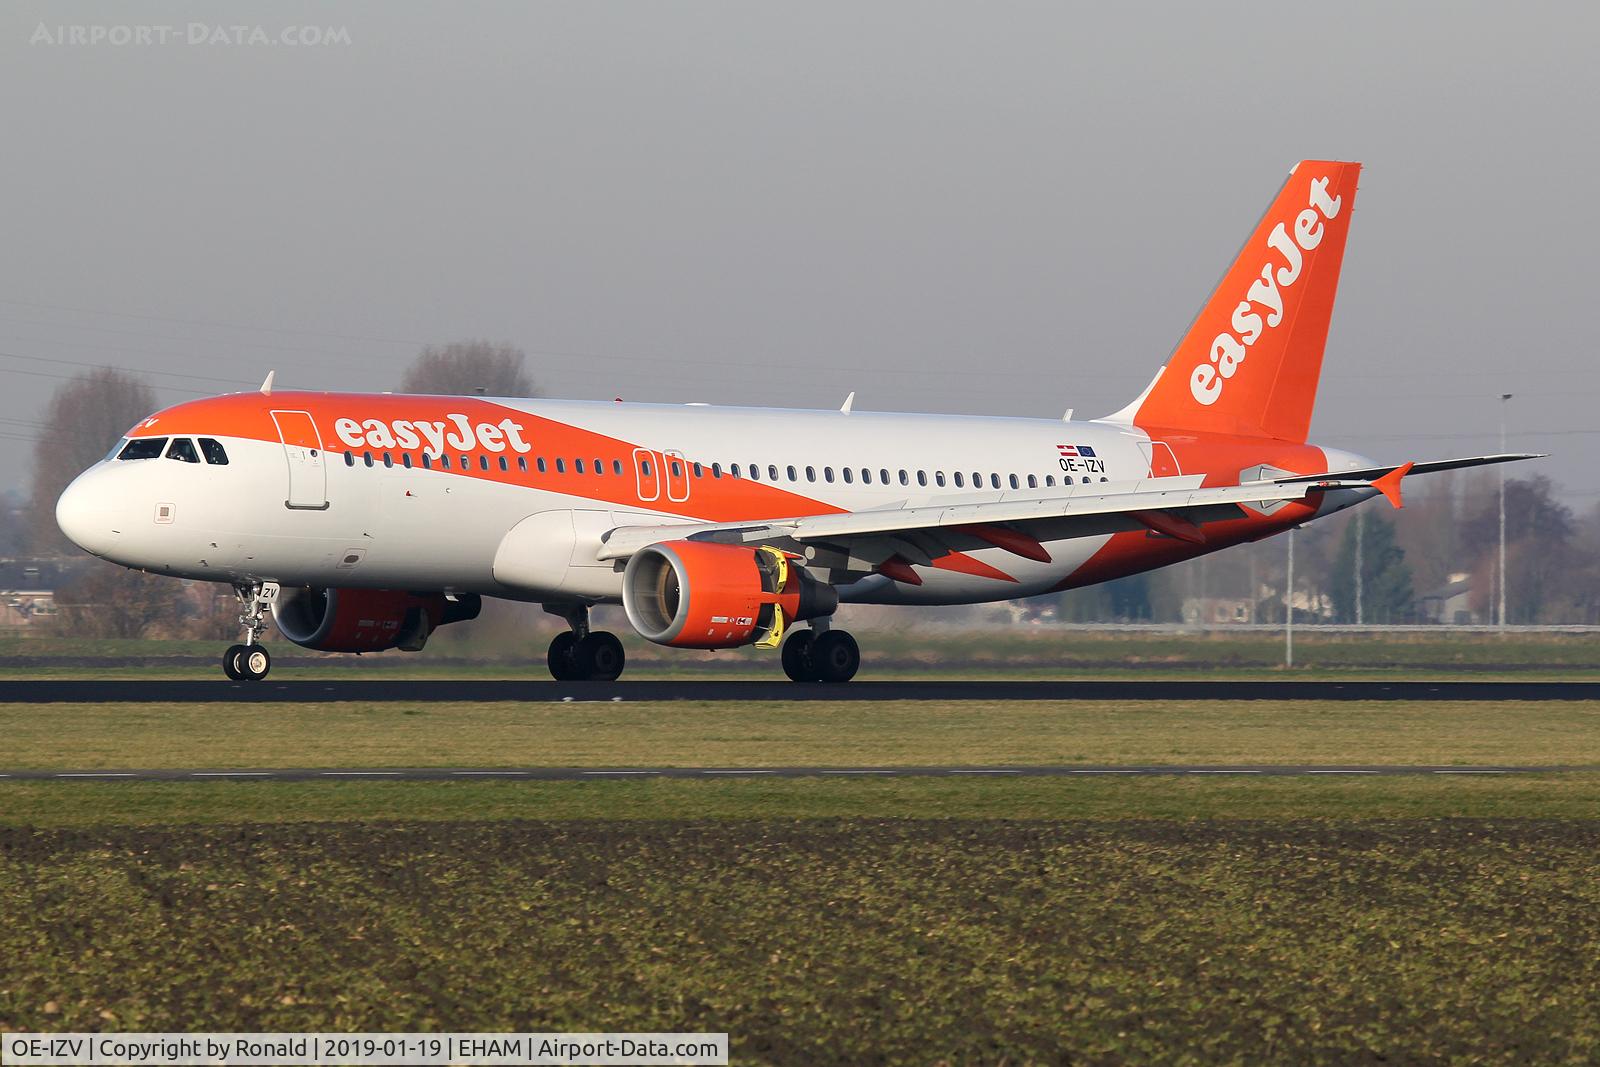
top-left (270, 410), bottom-right (329, 510)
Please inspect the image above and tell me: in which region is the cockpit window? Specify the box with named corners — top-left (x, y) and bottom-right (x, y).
top-left (118, 438), bottom-right (167, 460)
top-left (166, 438), bottom-right (201, 463)
top-left (198, 438), bottom-right (229, 465)
top-left (105, 438), bottom-right (129, 461)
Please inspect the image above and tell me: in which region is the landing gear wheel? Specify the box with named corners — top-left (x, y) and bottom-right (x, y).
top-left (222, 644), bottom-right (247, 680)
top-left (237, 645), bottom-right (271, 681)
top-left (547, 631), bottom-right (580, 681)
top-left (781, 631), bottom-right (819, 682)
top-left (574, 632), bottom-right (626, 682)
top-left (810, 630), bottom-right (860, 684)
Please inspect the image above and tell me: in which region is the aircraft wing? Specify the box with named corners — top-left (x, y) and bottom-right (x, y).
top-left (595, 453), bottom-right (1544, 576)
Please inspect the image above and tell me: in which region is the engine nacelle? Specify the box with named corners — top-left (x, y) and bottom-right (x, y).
top-left (622, 541), bottom-right (837, 649)
top-left (271, 587), bottom-right (482, 653)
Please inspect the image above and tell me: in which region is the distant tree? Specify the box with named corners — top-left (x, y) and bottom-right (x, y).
top-left (398, 341), bottom-right (537, 397)
top-left (1461, 476), bottom-right (1575, 623)
top-left (0, 490), bottom-right (27, 555)
top-left (28, 368), bottom-right (157, 554)
top-left (1329, 512), bottom-right (1414, 623)
top-left (52, 561), bottom-right (185, 639)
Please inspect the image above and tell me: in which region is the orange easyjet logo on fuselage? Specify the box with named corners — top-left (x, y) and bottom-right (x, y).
top-left (334, 414), bottom-right (533, 455)
top-left (1189, 176), bottom-right (1343, 407)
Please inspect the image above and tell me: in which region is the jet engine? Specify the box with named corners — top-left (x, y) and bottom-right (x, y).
top-left (622, 541), bottom-right (837, 649)
top-left (271, 587), bottom-right (481, 653)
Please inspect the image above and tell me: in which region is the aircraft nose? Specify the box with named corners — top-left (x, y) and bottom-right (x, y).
top-left (55, 471), bottom-right (117, 557)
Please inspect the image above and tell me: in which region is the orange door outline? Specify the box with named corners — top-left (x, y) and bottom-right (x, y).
top-left (270, 409), bottom-right (329, 510)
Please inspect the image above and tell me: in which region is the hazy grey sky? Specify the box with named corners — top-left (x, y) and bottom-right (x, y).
top-left (2, 2), bottom-right (1596, 497)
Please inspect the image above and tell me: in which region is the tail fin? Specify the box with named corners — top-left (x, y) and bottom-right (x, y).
top-left (1110, 160), bottom-right (1361, 442)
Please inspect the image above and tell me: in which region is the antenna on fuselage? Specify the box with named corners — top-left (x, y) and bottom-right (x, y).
top-left (259, 370), bottom-right (275, 396)
top-left (840, 391), bottom-right (855, 414)
top-left (1061, 408), bottom-right (1074, 421)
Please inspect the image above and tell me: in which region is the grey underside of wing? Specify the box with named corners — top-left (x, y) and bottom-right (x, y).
top-left (595, 480), bottom-right (1339, 562)
top-left (1276, 453), bottom-right (1545, 484)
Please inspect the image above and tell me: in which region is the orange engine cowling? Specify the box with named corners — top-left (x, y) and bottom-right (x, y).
top-left (271, 587), bottom-right (482, 653)
top-left (622, 541), bottom-right (838, 649)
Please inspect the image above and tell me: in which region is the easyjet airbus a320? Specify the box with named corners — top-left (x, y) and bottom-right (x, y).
top-left (55, 161), bottom-right (1537, 683)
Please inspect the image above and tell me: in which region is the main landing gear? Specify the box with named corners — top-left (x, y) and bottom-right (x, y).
top-left (781, 625), bottom-right (860, 683)
top-left (545, 604), bottom-right (626, 682)
top-left (222, 582), bottom-right (274, 682)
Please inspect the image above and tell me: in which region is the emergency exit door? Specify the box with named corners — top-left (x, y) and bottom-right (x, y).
top-left (271, 409), bottom-right (329, 510)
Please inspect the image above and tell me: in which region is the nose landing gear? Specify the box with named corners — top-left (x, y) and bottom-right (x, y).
top-left (222, 582), bottom-right (275, 681)
top-left (545, 603), bottom-right (626, 682)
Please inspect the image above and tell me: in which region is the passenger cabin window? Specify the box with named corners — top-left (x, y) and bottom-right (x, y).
top-left (556, 458), bottom-right (567, 474)
top-left (990, 473), bottom-right (1000, 489)
top-left (575, 458), bottom-right (585, 474)
top-left (824, 467), bottom-right (834, 483)
top-left (1009, 474), bottom-right (1019, 489)
top-left (345, 451), bottom-right (355, 466)
top-left (1045, 474), bottom-right (1055, 487)
top-left (769, 465), bottom-right (779, 480)
top-left (594, 458), bottom-right (604, 476)
top-left (1027, 474), bottom-right (1037, 488)
top-left (787, 465), bottom-right (798, 481)
top-left (198, 438), bottom-right (229, 465)
top-left (612, 459), bottom-right (624, 475)
top-left (460, 454), bottom-right (470, 469)
top-left (861, 468), bottom-right (872, 484)
top-left (423, 454), bottom-right (434, 469)
top-left (731, 464), bottom-right (742, 478)
top-left (879, 469), bottom-right (889, 485)
top-left (537, 458), bottom-right (547, 473)
top-left (899, 470), bottom-right (909, 486)
top-left (441, 455), bottom-right (451, 469)
top-left (749, 463), bottom-right (760, 481)
top-left (806, 466), bottom-right (816, 482)
top-left (364, 452), bottom-right (375, 468)
top-left (119, 438), bottom-right (167, 461)
top-left (935, 472), bottom-right (946, 487)
top-left (166, 438), bottom-right (200, 463)
top-left (917, 471), bottom-right (927, 487)
top-left (404, 454), bottom-right (414, 469)
top-left (954, 472), bottom-right (965, 488)
top-left (516, 457), bottom-right (526, 472)
top-left (841, 468), bottom-right (853, 484)
top-left (384, 452), bottom-right (394, 468)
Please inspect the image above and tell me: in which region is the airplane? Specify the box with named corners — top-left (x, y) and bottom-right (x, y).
top-left (54, 160), bottom-right (1538, 683)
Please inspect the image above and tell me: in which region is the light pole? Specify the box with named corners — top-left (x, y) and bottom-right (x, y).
top-left (1354, 509), bottom-right (1364, 625)
top-left (1285, 527), bottom-right (1295, 668)
top-left (1498, 394), bottom-right (1512, 628)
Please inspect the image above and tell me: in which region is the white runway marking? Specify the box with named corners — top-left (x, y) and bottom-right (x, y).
top-left (56, 772), bottom-right (134, 778)
top-left (191, 772), bottom-right (271, 777)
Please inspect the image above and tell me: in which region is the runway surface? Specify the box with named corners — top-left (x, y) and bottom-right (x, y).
top-left (1, 764), bottom-right (1592, 781)
top-left (4, 679), bottom-right (1600, 703)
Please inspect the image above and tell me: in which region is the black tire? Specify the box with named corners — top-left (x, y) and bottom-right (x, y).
top-left (781, 630), bottom-right (819, 683)
top-left (575, 632), bottom-right (626, 682)
top-left (547, 631), bottom-right (580, 681)
top-left (810, 630), bottom-right (860, 683)
top-left (222, 644), bottom-right (246, 680)
top-left (238, 645), bottom-right (271, 681)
